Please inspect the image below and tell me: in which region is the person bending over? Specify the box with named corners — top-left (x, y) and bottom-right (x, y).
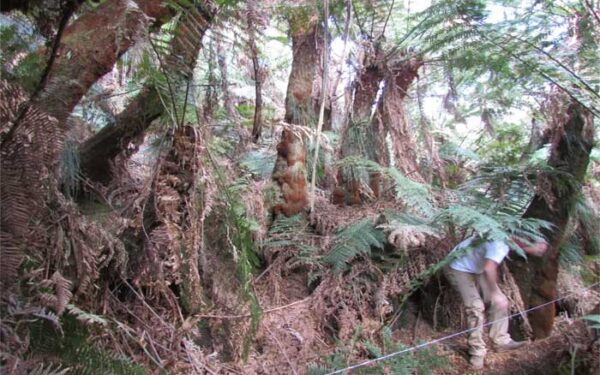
top-left (444, 236), bottom-right (548, 369)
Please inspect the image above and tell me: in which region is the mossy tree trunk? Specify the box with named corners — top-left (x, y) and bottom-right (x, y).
top-left (508, 100), bottom-right (594, 338)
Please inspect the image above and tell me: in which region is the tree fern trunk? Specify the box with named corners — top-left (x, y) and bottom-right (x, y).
top-left (272, 8), bottom-right (321, 216)
top-left (508, 99), bottom-right (594, 338)
top-left (335, 61), bottom-right (385, 205)
top-left (380, 56), bottom-right (424, 182)
top-left (0, 0), bottom-right (151, 269)
top-left (78, 2), bottom-right (216, 185)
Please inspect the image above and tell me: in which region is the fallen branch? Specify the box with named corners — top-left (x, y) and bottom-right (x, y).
top-left (196, 297), bottom-right (311, 319)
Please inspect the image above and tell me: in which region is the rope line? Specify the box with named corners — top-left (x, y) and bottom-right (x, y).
top-left (325, 282), bottom-right (600, 375)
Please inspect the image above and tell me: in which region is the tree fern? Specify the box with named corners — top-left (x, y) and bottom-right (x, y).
top-left (323, 218), bottom-right (386, 271)
top-left (387, 167), bottom-right (435, 218)
top-left (213, 174), bottom-right (263, 360)
top-left (28, 314), bottom-right (146, 375)
top-left (240, 150), bottom-right (276, 179)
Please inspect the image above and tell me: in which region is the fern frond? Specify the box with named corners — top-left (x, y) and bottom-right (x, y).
top-left (28, 314), bottom-right (145, 375)
top-left (386, 167), bottom-right (435, 218)
top-left (65, 304), bottom-right (109, 327)
top-left (240, 150), bottom-right (276, 179)
top-left (324, 218), bottom-right (386, 271)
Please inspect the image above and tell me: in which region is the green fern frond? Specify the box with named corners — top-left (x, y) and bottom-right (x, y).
top-left (386, 168), bottom-right (435, 218)
top-left (65, 304), bottom-right (109, 327)
top-left (28, 314), bottom-right (146, 375)
top-left (240, 150), bottom-right (276, 179)
top-left (323, 218), bottom-right (386, 271)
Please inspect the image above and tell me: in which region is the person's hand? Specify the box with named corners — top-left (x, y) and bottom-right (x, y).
top-left (525, 242), bottom-right (548, 257)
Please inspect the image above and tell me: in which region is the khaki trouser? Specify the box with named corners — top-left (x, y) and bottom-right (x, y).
top-left (444, 266), bottom-right (512, 357)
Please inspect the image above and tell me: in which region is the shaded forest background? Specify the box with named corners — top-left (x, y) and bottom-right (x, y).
top-left (0, 0), bottom-right (599, 373)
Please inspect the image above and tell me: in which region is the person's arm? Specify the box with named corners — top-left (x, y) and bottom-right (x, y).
top-left (512, 237), bottom-right (549, 257)
top-left (483, 259), bottom-right (502, 293)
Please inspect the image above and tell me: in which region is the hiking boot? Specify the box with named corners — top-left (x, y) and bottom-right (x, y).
top-left (470, 355), bottom-right (484, 369)
top-left (494, 340), bottom-right (527, 352)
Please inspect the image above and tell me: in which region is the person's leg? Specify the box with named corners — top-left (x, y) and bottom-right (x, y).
top-left (444, 267), bottom-right (487, 358)
top-left (477, 273), bottom-right (512, 345)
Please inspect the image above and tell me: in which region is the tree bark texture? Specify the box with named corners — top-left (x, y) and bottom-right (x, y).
top-left (380, 56), bottom-right (424, 182)
top-left (333, 53), bottom-right (423, 205)
top-left (215, 33), bottom-right (238, 119)
top-left (203, 39), bottom-right (218, 122)
top-left (272, 9), bottom-right (321, 216)
top-left (333, 63), bottom-right (384, 205)
top-left (145, 126), bottom-right (206, 314)
top-left (246, 0), bottom-right (264, 143)
top-left (37, 0), bottom-right (149, 124)
top-left (79, 2), bottom-right (216, 184)
top-left (1, 0), bottom-right (150, 241)
top-left (508, 100), bottom-right (594, 339)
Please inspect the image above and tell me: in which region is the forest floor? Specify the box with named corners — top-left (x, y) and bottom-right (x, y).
top-left (413, 316), bottom-right (599, 375)
top-left (233, 259), bottom-right (599, 375)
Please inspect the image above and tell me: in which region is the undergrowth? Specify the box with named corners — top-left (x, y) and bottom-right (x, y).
top-left (27, 314), bottom-right (145, 375)
top-left (308, 326), bottom-right (447, 375)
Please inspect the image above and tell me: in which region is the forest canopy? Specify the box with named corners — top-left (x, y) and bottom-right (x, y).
top-left (0, 0), bottom-right (598, 374)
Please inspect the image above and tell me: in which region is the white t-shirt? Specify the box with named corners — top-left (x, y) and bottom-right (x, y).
top-left (448, 236), bottom-right (510, 274)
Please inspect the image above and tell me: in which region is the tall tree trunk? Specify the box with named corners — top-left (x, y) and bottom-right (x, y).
top-left (508, 99), bottom-right (594, 338)
top-left (203, 38), bottom-right (218, 122)
top-left (215, 32), bottom-right (237, 119)
top-left (78, 2), bottom-right (216, 185)
top-left (246, 0), bottom-right (264, 143)
top-left (272, 7), bottom-right (321, 216)
top-left (333, 51), bottom-right (423, 205)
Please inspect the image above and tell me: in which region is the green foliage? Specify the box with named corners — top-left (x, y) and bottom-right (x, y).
top-left (265, 214), bottom-right (324, 285)
top-left (60, 140), bottom-right (82, 198)
top-left (240, 150), bottom-right (276, 179)
top-left (559, 237), bottom-right (584, 266)
top-left (582, 314), bottom-right (600, 329)
top-left (0, 21), bottom-right (45, 92)
top-left (336, 157), bottom-right (435, 217)
top-left (387, 168), bottom-right (435, 218)
top-left (236, 103), bottom-right (256, 119)
top-left (323, 218), bottom-right (386, 271)
top-left (214, 176), bottom-right (263, 360)
top-left (28, 314), bottom-right (146, 375)
top-left (439, 141), bottom-right (481, 163)
top-left (308, 326), bottom-right (447, 374)
top-left (407, 0), bottom-right (600, 120)
top-left (477, 124), bottom-right (528, 165)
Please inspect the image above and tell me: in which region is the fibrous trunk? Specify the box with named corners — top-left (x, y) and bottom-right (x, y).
top-left (380, 56), bottom-right (424, 182)
top-left (334, 61), bottom-right (384, 205)
top-left (79, 2), bottom-right (216, 185)
top-left (334, 52), bottom-right (423, 205)
top-left (508, 98), bottom-right (594, 338)
top-left (145, 126), bottom-right (206, 314)
top-left (0, 0), bottom-right (149, 280)
top-left (272, 8), bottom-right (321, 216)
